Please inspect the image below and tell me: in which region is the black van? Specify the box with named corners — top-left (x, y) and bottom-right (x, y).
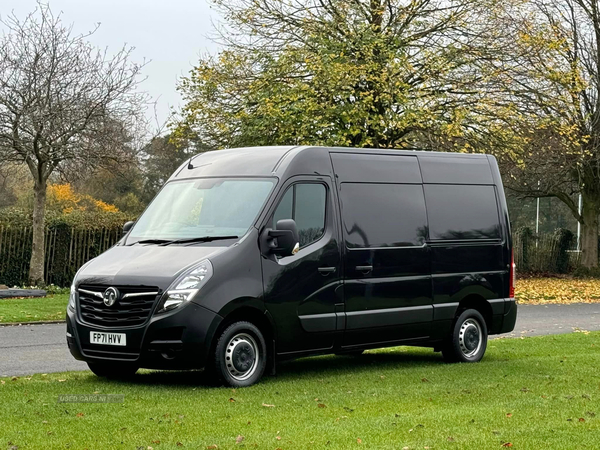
top-left (66, 146), bottom-right (517, 386)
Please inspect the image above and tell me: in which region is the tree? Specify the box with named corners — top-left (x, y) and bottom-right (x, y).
top-left (472, 0), bottom-right (600, 267)
top-left (141, 134), bottom-right (209, 203)
top-left (0, 4), bottom-right (147, 284)
top-left (173, 0), bottom-right (493, 150)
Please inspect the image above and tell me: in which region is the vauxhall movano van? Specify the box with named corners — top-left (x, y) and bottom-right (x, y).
top-left (66, 146), bottom-right (517, 386)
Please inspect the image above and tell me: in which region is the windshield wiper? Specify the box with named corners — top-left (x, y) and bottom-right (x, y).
top-left (129, 239), bottom-right (174, 246)
top-left (159, 235), bottom-right (239, 246)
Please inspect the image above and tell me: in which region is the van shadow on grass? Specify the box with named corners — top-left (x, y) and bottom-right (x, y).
top-left (94, 347), bottom-right (461, 389)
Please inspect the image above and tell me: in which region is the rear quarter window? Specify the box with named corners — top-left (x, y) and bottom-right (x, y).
top-left (424, 184), bottom-right (501, 240)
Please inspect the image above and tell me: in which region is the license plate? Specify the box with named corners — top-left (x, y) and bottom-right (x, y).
top-left (89, 331), bottom-right (126, 346)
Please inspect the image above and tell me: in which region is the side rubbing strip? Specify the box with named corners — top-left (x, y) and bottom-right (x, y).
top-left (345, 305), bottom-right (432, 330)
top-left (299, 313), bottom-right (337, 333)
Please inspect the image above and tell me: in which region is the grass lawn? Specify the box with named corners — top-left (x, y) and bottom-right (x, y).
top-left (0, 294), bottom-right (68, 323)
top-left (1, 332), bottom-right (599, 449)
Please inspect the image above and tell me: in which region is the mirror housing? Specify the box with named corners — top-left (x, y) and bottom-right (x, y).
top-left (267, 219), bottom-right (300, 257)
top-left (123, 221), bottom-right (135, 235)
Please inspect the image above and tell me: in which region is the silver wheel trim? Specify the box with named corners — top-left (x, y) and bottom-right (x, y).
top-left (458, 318), bottom-right (483, 358)
top-left (225, 333), bottom-right (259, 381)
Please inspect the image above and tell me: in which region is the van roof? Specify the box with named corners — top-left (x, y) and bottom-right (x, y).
top-left (169, 145), bottom-right (491, 180)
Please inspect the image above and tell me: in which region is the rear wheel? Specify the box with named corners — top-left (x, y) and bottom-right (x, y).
top-left (87, 362), bottom-right (138, 379)
top-left (212, 321), bottom-right (267, 387)
top-left (442, 309), bottom-right (488, 363)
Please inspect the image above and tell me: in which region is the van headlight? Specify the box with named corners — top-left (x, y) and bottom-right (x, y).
top-left (155, 260), bottom-right (213, 314)
top-left (68, 283), bottom-right (77, 312)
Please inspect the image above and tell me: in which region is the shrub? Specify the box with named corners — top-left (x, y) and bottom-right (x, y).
top-left (572, 266), bottom-right (600, 279)
top-left (514, 227), bottom-right (576, 274)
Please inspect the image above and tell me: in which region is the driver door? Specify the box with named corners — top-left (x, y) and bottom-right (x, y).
top-left (261, 176), bottom-right (343, 355)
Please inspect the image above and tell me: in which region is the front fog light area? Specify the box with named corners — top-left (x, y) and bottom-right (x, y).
top-left (156, 260), bottom-right (213, 314)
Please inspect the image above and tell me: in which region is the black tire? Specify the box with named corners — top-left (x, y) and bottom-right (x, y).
top-left (442, 309), bottom-right (488, 363)
top-left (212, 321), bottom-right (267, 387)
top-left (87, 362), bottom-right (138, 379)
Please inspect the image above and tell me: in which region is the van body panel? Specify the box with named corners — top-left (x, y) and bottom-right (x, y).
top-left (76, 245), bottom-right (227, 291)
top-left (331, 152), bottom-right (433, 346)
top-left (194, 229), bottom-right (266, 317)
top-left (418, 154), bottom-right (494, 185)
top-left (330, 152), bottom-right (422, 183)
top-left (170, 146), bottom-right (297, 180)
top-left (260, 174), bottom-right (343, 354)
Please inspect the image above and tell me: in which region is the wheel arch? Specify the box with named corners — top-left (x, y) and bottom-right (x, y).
top-left (456, 294), bottom-right (493, 331)
top-left (210, 301), bottom-right (277, 373)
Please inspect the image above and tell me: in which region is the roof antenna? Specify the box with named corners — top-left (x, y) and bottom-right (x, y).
top-left (187, 156), bottom-right (194, 170)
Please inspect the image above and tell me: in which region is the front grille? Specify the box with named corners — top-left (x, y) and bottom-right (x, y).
top-left (78, 285), bottom-right (160, 328)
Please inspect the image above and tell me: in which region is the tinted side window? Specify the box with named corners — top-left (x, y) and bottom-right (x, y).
top-left (339, 183), bottom-right (428, 248)
top-left (272, 183), bottom-right (327, 247)
top-left (424, 184), bottom-right (500, 240)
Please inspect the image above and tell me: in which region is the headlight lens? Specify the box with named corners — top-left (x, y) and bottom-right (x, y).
top-left (68, 283), bottom-right (76, 312)
top-left (155, 260), bottom-right (213, 314)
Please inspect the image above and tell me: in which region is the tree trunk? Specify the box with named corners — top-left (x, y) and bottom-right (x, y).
top-left (580, 191), bottom-right (599, 268)
top-left (28, 180), bottom-right (47, 285)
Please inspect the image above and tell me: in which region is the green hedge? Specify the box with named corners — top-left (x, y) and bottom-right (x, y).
top-left (0, 224), bottom-right (123, 287)
top-left (0, 208), bottom-right (130, 287)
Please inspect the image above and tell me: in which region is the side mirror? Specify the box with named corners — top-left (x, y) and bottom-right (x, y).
top-left (123, 221), bottom-right (135, 234)
top-left (267, 219), bottom-right (300, 257)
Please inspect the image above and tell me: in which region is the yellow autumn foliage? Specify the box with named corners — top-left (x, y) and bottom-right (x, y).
top-left (94, 199), bottom-right (120, 213)
top-left (47, 183), bottom-right (120, 214)
top-left (516, 278), bottom-right (600, 305)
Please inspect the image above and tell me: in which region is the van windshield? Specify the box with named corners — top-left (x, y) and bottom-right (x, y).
top-left (126, 178), bottom-right (275, 244)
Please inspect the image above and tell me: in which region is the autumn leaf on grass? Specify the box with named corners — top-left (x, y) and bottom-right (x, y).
top-left (228, 398), bottom-right (236, 403)
top-left (318, 403), bottom-right (327, 408)
top-left (76, 413), bottom-right (84, 418)
top-left (207, 446), bottom-right (218, 450)
top-left (236, 435), bottom-right (244, 444)
top-left (502, 443), bottom-right (513, 447)
top-left (357, 438), bottom-right (363, 444)
top-left (152, 440), bottom-right (160, 444)
top-left (506, 413), bottom-right (513, 418)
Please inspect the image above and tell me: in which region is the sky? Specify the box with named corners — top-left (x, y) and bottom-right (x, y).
top-left (1, 0), bottom-right (222, 127)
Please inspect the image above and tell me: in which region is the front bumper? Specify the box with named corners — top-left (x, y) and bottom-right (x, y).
top-left (67, 302), bottom-right (222, 370)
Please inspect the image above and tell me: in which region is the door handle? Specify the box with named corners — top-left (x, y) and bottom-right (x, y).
top-left (318, 267), bottom-right (337, 276)
top-left (355, 265), bottom-right (373, 274)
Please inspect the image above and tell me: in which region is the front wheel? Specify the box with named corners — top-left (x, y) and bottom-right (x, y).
top-left (87, 362), bottom-right (138, 379)
top-left (212, 321), bottom-right (267, 387)
top-left (442, 309), bottom-right (488, 363)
